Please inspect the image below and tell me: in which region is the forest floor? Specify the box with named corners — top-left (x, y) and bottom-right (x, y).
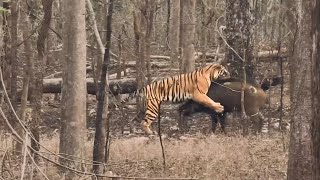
top-left (36, 131), bottom-right (289, 180)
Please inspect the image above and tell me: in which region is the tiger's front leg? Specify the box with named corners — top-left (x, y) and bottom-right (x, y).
top-left (141, 100), bottom-right (160, 135)
top-left (192, 92), bottom-right (224, 113)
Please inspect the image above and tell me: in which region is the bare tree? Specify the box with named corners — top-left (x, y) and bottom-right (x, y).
top-left (133, 7), bottom-right (146, 112)
top-left (225, 0), bottom-right (254, 83)
top-left (286, 0), bottom-right (313, 179)
top-left (180, 0), bottom-right (196, 73)
top-left (18, 0), bottom-right (35, 154)
top-left (86, 0), bottom-right (105, 88)
top-left (199, 0), bottom-right (215, 65)
top-left (2, 3), bottom-right (11, 92)
top-left (9, 0), bottom-right (22, 154)
top-left (144, 0), bottom-right (156, 83)
top-left (133, 1), bottom-right (156, 85)
top-left (20, 0), bottom-right (33, 128)
top-left (59, 0), bottom-right (87, 177)
top-left (169, 0), bottom-right (180, 68)
top-left (92, 0), bottom-right (114, 175)
top-left (9, 0), bottom-right (19, 110)
top-left (28, 0), bottom-right (54, 159)
top-left (311, 0), bottom-right (320, 178)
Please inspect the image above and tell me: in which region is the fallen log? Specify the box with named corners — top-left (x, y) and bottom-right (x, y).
top-left (17, 78), bottom-right (138, 102)
top-left (109, 68), bottom-right (131, 79)
top-left (125, 61), bottom-right (171, 68)
top-left (43, 78), bottom-right (138, 95)
top-left (150, 55), bottom-right (170, 60)
top-left (256, 49), bottom-right (288, 60)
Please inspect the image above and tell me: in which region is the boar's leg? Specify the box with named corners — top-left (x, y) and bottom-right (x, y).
top-left (250, 113), bottom-right (263, 135)
top-left (218, 113), bottom-right (227, 134)
top-left (210, 112), bottom-right (219, 133)
top-left (210, 112), bottom-right (227, 134)
top-left (178, 102), bottom-right (192, 132)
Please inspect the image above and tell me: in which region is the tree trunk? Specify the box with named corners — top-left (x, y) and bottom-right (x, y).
top-left (169, 0), bottom-right (180, 69)
top-left (9, 0), bottom-right (19, 110)
top-left (0, 2), bottom-right (4, 106)
top-left (28, 0), bottom-right (54, 161)
top-left (133, 8), bottom-right (146, 112)
top-left (93, 0), bottom-right (113, 176)
top-left (59, 0), bottom-right (87, 178)
top-left (180, 0), bottom-right (196, 73)
top-left (225, 0), bottom-right (254, 83)
top-left (286, 0), bottom-right (313, 179)
top-left (18, 0), bottom-right (35, 154)
top-left (9, 0), bottom-right (22, 155)
top-left (145, 0), bottom-right (156, 84)
top-left (311, 0), bottom-right (320, 178)
top-left (2, 3), bottom-right (11, 96)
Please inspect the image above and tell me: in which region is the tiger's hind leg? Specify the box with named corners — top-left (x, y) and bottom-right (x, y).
top-left (129, 110), bottom-right (145, 133)
top-left (141, 119), bottom-right (155, 135)
top-left (192, 92), bottom-right (224, 113)
top-left (142, 113), bottom-right (158, 135)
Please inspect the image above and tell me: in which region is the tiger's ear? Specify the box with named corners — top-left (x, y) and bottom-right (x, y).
top-left (249, 86), bottom-right (257, 94)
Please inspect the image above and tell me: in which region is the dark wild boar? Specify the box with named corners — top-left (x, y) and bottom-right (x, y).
top-left (179, 78), bottom-right (269, 134)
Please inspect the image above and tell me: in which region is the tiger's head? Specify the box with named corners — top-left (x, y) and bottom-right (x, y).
top-left (205, 64), bottom-right (230, 81)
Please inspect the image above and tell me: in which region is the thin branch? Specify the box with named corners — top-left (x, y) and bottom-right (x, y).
top-left (215, 15), bottom-right (245, 62)
top-left (19, 133), bottom-right (28, 180)
top-left (86, 0), bottom-right (104, 55)
top-left (26, 150), bottom-right (49, 180)
top-left (20, 8), bottom-right (62, 40)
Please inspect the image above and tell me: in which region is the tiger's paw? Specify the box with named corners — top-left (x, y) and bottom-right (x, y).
top-left (214, 103), bottom-right (224, 113)
top-left (142, 126), bottom-right (154, 135)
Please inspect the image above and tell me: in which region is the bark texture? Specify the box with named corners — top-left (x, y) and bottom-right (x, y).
top-left (144, 0), bottom-right (156, 84)
top-left (59, 0), bottom-right (87, 177)
top-left (9, 0), bottom-right (22, 154)
top-left (28, 0), bottom-right (53, 158)
top-left (18, 0), bottom-right (35, 154)
top-left (180, 0), bottom-right (196, 73)
top-left (9, 0), bottom-right (19, 110)
top-left (225, 0), bottom-right (254, 83)
top-left (133, 8), bottom-right (146, 112)
top-left (311, 0), bottom-right (320, 178)
top-left (169, 0), bottom-right (180, 68)
top-left (286, 0), bottom-right (313, 179)
top-left (93, 0), bottom-right (114, 175)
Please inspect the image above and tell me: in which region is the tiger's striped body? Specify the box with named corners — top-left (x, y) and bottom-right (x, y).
top-left (126, 64), bottom-right (229, 134)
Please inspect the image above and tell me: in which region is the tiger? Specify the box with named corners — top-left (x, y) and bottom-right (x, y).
top-left (123, 64), bottom-right (230, 135)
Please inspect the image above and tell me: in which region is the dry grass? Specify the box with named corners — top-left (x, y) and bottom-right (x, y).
top-left (0, 130), bottom-right (288, 179)
top-left (106, 133), bottom-right (288, 179)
